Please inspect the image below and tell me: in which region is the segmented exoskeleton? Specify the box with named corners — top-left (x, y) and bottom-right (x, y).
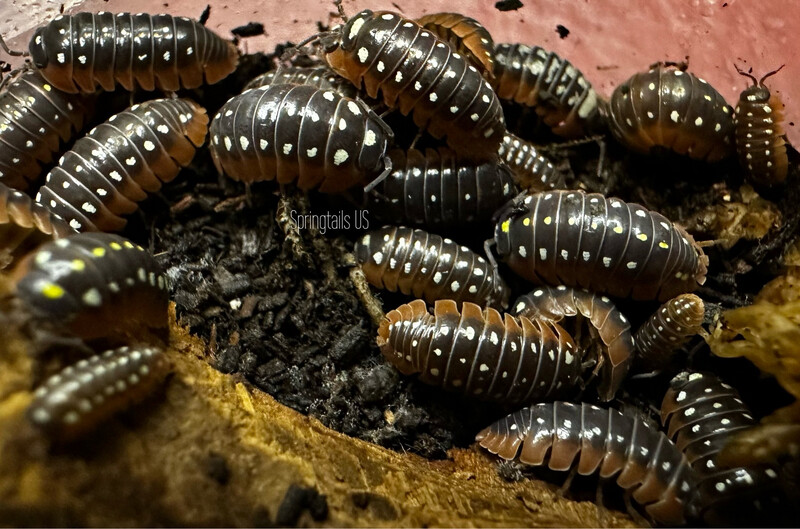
top-left (209, 84), bottom-right (393, 193)
top-left (27, 345), bottom-right (171, 441)
top-left (14, 233), bottom-right (168, 340)
top-left (29, 12), bottom-right (238, 92)
top-left (355, 226), bottom-right (508, 308)
top-left (493, 191), bottom-right (709, 301)
top-left (477, 401), bottom-right (696, 525)
top-left (511, 285), bottom-right (634, 401)
top-left (36, 98), bottom-right (208, 232)
top-left (324, 10), bottom-right (505, 160)
top-left (0, 70), bottom-right (94, 190)
top-left (607, 65), bottom-right (734, 161)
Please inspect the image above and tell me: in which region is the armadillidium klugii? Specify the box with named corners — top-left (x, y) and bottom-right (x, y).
top-left (492, 43), bottom-right (602, 137)
top-left (607, 65), bottom-right (734, 161)
top-left (27, 345), bottom-right (171, 441)
top-left (416, 12), bottom-right (495, 79)
top-left (14, 233), bottom-right (168, 340)
top-left (29, 12), bottom-right (239, 93)
top-left (493, 190), bottom-right (709, 301)
top-left (209, 83), bottom-right (393, 193)
top-left (0, 182), bottom-right (75, 267)
top-left (733, 65), bottom-right (789, 186)
top-left (355, 226), bottom-right (509, 308)
top-left (35, 98), bottom-right (208, 232)
top-left (378, 299), bottom-right (590, 403)
top-left (0, 70), bottom-right (94, 190)
top-left (661, 372), bottom-right (789, 525)
top-left (497, 132), bottom-right (563, 191)
top-left (324, 10), bottom-right (504, 160)
top-left (367, 148), bottom-right (518, 230)
top-left (511, 285), bottom-right (633, 400)
top-left (477, 401), bottom-right (696, 525)
top-left (635, 294), bottom-right (704, 370)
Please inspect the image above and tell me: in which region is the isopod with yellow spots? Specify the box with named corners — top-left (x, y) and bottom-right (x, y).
top-left (13, 232), bottom-right (168, 340)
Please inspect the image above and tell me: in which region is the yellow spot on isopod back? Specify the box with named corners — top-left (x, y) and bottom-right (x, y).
top-left (110, 242), bottom-right (122, 250)
top-left (41, 282), bottom-right (65, 299)
top-left (501, 219), bottom-right (510, 233)
top-left (92, 247), bottom-right (106, 257)
top-left (523, 217), bottom-right (531, 226)
top-left (613, 225), bottom-right (623, 234)
top-left (71, 259), bottom-right (86, 271)
top-left (43, 84), bottom-right (52, 91)
top-left (637, 233), bottom-right (648, 241)
top-left (659, 241), bottom-right (669, 249)
top-left (543, 216), bottom-right (552, 225)
top-left (123, 241), bottom-right (134, 249)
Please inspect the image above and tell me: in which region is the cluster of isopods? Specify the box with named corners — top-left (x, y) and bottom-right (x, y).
top-left (0, 3), bottom-right (794, 525)
top-left (0, 11), bottom-right (240, 443)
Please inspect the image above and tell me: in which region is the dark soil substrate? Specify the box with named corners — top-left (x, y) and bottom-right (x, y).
top-left (73, 49), bottom-right (797, 472)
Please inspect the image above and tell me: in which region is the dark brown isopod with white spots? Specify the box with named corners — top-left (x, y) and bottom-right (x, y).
top-left (29, 12), bottom-right (239, 93)
top-left (325, 10), bottom-right (504, 160)
top-left (0, 182), bottom-right (75, 268)
top-left (493, 190), bottom-right (709, 301)
top-left (607, 65), bottom-right (734, 161)
top-left (0, 70), bottom-right (94, 191)
top-left (27, 345), bottom-right (171, 441)
top-left (492, 43), bottom-right (603, 137)
top-left (511, 285), bottom-right (633, 401)
top-left (378, 299), bottom-right (585, 403)
top-left (635, 294), bottom-right (704, 370)
top-left (209, 83), bottom-right (393, 193)
top-left (416, 12), bottom-right (495, 79)
top-left (497, 132), bottom-right (563, 191)
top-left (367, 148), bottom-right (517, 230)
top-left (661, 372), bottom-right (790, 525)
top-left (14, 233), bottom-right (168, 340)
top-left (36, 98), bottom-right (208, 232)
top-left (477, 401), bottom-right (696, 525)
top-left (733, 66), bottom-right (789, 186)
top-left (355, 226), bottom-right (508, 308)
top-left (243, 66), bottom-right (360, 99)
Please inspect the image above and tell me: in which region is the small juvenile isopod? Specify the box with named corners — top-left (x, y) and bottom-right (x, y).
top-left (378, 299), bottom-right (586, 403)
top-left (416, 12), bottom-right (495, 79)
top-left (477, 401), bottom-right (696, 525)
top-left (36, 98), bottom-right (208, 232)
top-left (209, 83), bottom-right (393, 193)
top-left (661, 372), bottom-right (789, 525)
top-left (355, 226), bottom-right (508, 308)
top-left (367, 147), bottom-right (517, 230)
top-left (27, 345), bottom-right (171, 441)
top-left (492, 43), bottom-right (602, 137)
top-left (635, 293), bottom-right (704, 370)
top-left (607, 65), bottom-right (734, 161)
top-left (324, 10), bottom-right (505, 160)
top-left (0, 182), bottom-right (75, 268)
top-left (14, 233), bottom-right (169, 340)
top-left (0, 70), bottom-right (94, 190)
top-left (29, 12), bottom-right (239, 93)
top-left (497, 132), bottom-right (564, 191)
top-left (244, 65), bottom-right (360, 100)
top-left (493, 190), bottom-right (709, 301)
top-left (511, 285), bottom-right (633, 401)
top-left (733, 65), bottom-right (789, 186)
